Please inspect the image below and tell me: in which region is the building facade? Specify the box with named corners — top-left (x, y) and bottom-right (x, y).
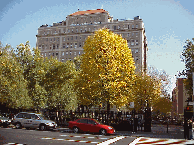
top-left (171, 78), bottom-right (189, 119)
top-left (36, 9), bottom-right (147, 72)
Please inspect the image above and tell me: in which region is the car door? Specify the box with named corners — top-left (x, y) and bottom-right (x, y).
top-left (87, 119), bottom-right (100, 133)
top-left (31, 114), bottom-right (41, 129)
top-left (76, 119), bottom-right (88, 132)
top-left (22, 114), bottom-right (32, 128)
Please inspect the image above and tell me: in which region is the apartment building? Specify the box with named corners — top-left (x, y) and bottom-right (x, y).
top-left (171, 78), bottom-right (189, 119)
top-left (36, 9), bottom-right (147, 72)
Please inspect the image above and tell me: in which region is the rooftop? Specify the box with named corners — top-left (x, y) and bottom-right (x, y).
top-left (70, 9), bottom-right (108, 16)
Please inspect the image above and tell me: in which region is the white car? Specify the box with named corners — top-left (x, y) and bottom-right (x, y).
top-left (12, 112), bottom-right (57, 131)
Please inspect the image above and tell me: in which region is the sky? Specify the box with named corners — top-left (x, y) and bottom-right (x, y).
top-left (0, 0), bottom-right (194, 95)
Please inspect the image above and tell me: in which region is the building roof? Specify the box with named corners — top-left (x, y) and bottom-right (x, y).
top-left (70, 9), bottom-right (108, 16)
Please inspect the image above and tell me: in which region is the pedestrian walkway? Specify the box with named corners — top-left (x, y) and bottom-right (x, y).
top-left (130, 137), bottom-right (194, 144)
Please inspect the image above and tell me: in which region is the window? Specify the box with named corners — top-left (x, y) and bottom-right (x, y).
top-left (74, 42), bottom-right (77, 48)
top-left (61, 59), bottom-right (64, 62)
top-left (80, 36), bottom-right (82, 40)
top-left (66, 51), bottom-right (68, 55)
top-left (135, 56), bottom-right (138, 61)
top-left (131, 40), bottom-right (134, 46)
top-left (88, 119), bottom-right (96, 125)
top-left (49, 53), bottom-right (51, 56)
top-left (68, 37), bottom-right (69, 41)
top-left (76, 28), bottom-right (78, 32)
top-left (46, 38), bottom-right (48, 41)
top-left (57, 38), bottom-right (59, 41)
top-left (89, 28), bottom-right (90, 31)
top-left (72, 29), bottom-right (73, 33)
top-left (136, 24), bottom-right (138, 28)
top-left (136, 32), bottom-right (138, 36)
top-left (83, 42), bottom-right (84, 45)
top-left (62, 52), bottom-right (64, 56)
top-left (74, 52), bottom-right (76, 55)
top-left (70, 51), bottom-right (72, 55)
top-left (47, 31), bottom-right (49, 34)
top-left (75, 36), bottom-right (77, 40)
top-left (50, 45), bottom-right (52, 49)
top-left (56, 52), bottom-right (58, 56)
top-left (50, 38), bottom-right (52, 42)
top-left (79, 42), bottom-right (81, 47)
top-left (53, 44), bottom-right (55, 49)
top-left (132, 33), bottom-right (134, 36)
top-left (45, 53), bottom-right (46, 56)
top-left (71, 36), bottom-right (73, 40)
top-left (70, 43), bottom-right (72, 48)
top-left (45, 45), bottom-right (47, 49)
top-left (128, 33), bottom-right (130, 37)
top-left (63, 43), bottom-right (65, 49)
top-left (135, 40), bottom-right (138, 45)
top-left (53, 53), bottom-right (54, 56)
top-left (67, 43), bottom-right (69, 48)
top-left (114, 26), bottom-right (116, 30)
top-left (77, 119), bottom-right (88, 124)
top-left (118, 25), bottom-right (120, 29)
top-left (80, 29), bottom-right (82, 33)
top-left (135, 49), bottom-right (138, 53)
top-left (85, 28), bottom-right (87, 32)
top-left (132, 25), bottom-right (134, 29)
top-left (54, 38), bottom-right (55, 41)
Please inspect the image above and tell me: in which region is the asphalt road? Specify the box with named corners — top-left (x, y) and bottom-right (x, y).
top-left (0, 127), bottom-right (136, 145)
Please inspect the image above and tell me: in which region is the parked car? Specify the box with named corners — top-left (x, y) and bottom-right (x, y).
top-left (0, 114), bottom-right (11, 128)
top-left (12, 112), bottom-right (57, 131)
top-left (68, 118), bottom-right (115, 135)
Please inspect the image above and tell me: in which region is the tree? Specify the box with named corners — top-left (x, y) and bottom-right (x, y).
top-left (131, 73), bottom-right (161, 112)
top-left (0, 43), bottom-right (32, 109)
top-left (152, 96), bottom-right (172, 119)
top-left (75, 28), bottom-right (136, 109)
top-left (180, 38), bottom-right (194, 101)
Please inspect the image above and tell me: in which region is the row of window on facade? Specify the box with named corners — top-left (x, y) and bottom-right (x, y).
top-left (40, 24), bottom-right (139, 35)
top-left (39, 42), bottom-right (85, 50)
top-left (39, 39), bottom-right (138, 50)
top-left (41, 51), bottom-right (81, 57)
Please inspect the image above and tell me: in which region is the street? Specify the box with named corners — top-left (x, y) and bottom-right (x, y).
top-left (0, 127), bottom-right (136, 145)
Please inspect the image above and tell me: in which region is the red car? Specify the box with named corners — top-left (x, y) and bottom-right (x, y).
top-left (68, 118), bottom-right (115, 135)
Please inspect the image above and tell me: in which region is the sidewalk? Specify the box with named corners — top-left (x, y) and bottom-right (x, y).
top-left (57, 124), bottom-right (185, 139)
top-left (115, 124), bottom-right (185, 139)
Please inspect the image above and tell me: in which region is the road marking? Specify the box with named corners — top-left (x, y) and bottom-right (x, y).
top-left (97, 136), bottom-right (126, 145)
top-left (131, 137), bottom-right (194, 144)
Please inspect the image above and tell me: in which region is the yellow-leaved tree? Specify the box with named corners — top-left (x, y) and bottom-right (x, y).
top-left (75, 28), bottom-right (136, 109)
top-left (131, 73), bottom-right (162, 112)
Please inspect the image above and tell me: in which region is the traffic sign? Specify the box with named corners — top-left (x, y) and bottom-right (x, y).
top-left (129, 102), bottom-right (134, 108)
top-left (189, 102), bottom-right (194, 106)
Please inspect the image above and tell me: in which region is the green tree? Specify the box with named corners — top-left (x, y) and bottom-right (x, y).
top-left (180, 38), bottom-right (194, 101)
top-left (75, 28), bottom-right (136, 109)
top-left (0, 43), bottom-right (32, 109)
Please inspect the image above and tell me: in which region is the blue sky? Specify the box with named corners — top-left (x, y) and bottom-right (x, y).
top-left (0, 0), bottom-right (194, 95)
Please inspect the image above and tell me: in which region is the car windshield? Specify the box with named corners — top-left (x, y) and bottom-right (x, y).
top-left (38, 115), bottom-right (49, 120)
top-left (94, 119), bottom-right (102, 124)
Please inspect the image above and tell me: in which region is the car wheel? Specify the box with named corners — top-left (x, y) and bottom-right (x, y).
top-left (15, 122), bottom-right (21, 129)
top-left (100, 129), bottom-right (107, 135)
top-left (39, 124), bottom-right (46, 131)
top-left (73, 127), bottom-right (79, 133)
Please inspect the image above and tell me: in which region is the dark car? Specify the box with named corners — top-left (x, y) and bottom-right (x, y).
top-left (0, 114), bottom-right (11, 128)
top-left (68, 118), bottom-right (115, 135)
